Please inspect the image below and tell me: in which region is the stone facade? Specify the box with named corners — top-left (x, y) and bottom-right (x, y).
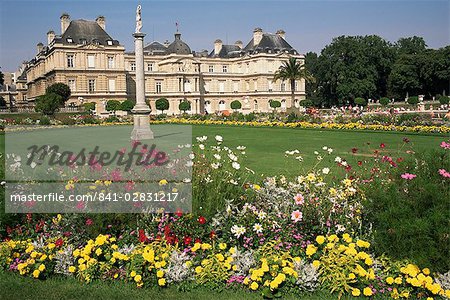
top-left (22, 13), bottom-right (306, 114)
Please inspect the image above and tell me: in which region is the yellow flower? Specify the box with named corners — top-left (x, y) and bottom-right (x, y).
top-left (243, 277), bottom-right (250, 285)
top-left (215, 253), bottom-right (224, 262)
top-left (134, 275), bottom-right (142, 282)
top-left (352, 288), bottom-right (361, 297)
top-left (253, 184), bottom-right (261, 191)
top-left (195, 266), bottom-right (203, 274)
top-left (219, 243), bottom-right (227, 250)
top-left (363, 287), bottom-right (373, 296)
top-left (315, 235), bottom-right (325, 245)
top-left (250, 282), bottom-right (259, 290)
top-left (158, 278), bottom-right (166, 286)
top-left (422, 268), bottom-right (430, 275)
top-left (386, 277), bottom-right (394, 285)
top-left (68, 266), bottom-right (76, 273)
top-left (394, 277), bottom-right (402, 285)
top-left (78, 264), bottom-right (86, 271)
top-left (47, 243), bottom-right (55, 250)
top-left (159, 179), bottom-right (168, 186)
top-left (40, 254), bottom-right (47, 261)
top-left (33, 270), bottom-right (40, 278)
top-left (95, 248), bottom-right (102, 256)
top-left (38, 264), bottom-right (45, 272)
top-left (305, 244), bottom-right (317, 256)
top-left (157, 270), bottom-right (164, 278)
top-left (312, 260), bottom-right (320, 268)
top-left (130, 271), bottom-right (137, 277)
top-left (348, 273), bottom-right (356, 280)
top-left (191, 243), bottom-right (201, 252)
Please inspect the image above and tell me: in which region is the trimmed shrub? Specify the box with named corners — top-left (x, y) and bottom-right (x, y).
top-left (83, 102), bottom-right (96, 112)
top-left (269, 100), bottom-right (281, 110)
top-left (106, 100), bottom-right (121, 114)
top-left (300, 99), bottom-right (314, 108)
top-left (354, 97), bottom-right (367, 106)
top-left (407, 96), bottom-right (419, 105)
top-left (35, 93), bottom-right (62, 116)
top-left (120, 100), bottom-right (134, 112)
top-left (156, 98), bottom-right (170, 113)
top-left (230, 100), bottom-right (242, 111)
top-left (45, 83), bottom-right (71, 104)
top-left (179, 100), bottom-right (191, 113)
top-left (379, 97), bottom-right (390, 106)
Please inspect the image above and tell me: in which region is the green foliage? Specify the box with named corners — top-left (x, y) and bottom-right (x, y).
top-left (35, 93), bottom-right (63, 115)
top-left (45, 83), bottom-right (71, 104)
top-left (395, 113), bottom-right (432, 126)
top-left (438, 95), bottom-right (449, 105)
top-left (300, 99), bottom-right (314, 108)
top-left (83, 102), bottom-right (96, 112)
top-left (269, 100), bottom-right (281, 109)
top-left (354, 97), bottom-right (367, 106)
top-left (0, 71), bottom-right (4, 86)
top-left (363, 148), bottom-right (450, 272)
top-left (39, 116), bottom-right (51, 125)
top-left (155, 98), bottom-right (169, 112)
top-left (230, 100), bottom-right (242, 110)
top-left (179, 100), bottom-right (191, 112)
top-left (379, 97), bottom-right (390, 106)
top-left (407, 96), bottom-right (419, 105)
top-left (120, 99), bottom-right (134, 112)
top-left (106, 100), bottom-right (121, 112)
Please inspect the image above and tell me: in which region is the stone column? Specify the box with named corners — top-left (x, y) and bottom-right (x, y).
top-left (131, 32), bottom-right (154, 140)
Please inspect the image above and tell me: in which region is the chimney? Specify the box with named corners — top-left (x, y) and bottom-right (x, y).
top-left (96, 16), bottom-right (106, 30)
top-left (163, 40), bottom-right (170, 47)
top-left (214, 39), bottom-right (223, 55)
top-left (276, 29), bottom-right (286, 39)
top-left (47, 30), bottom-right (55, 45)
top-left (253, 28), bottom-right (263, 46)
top-left (37, 42), bottom-right (43, 53)
top-left (60, 13), bottom-right (70, 34)
top-left (234, 40), bottom-right (243, 49)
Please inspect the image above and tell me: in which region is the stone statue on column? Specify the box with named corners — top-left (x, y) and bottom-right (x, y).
top-left (135, 5), bottom-right (142, 33)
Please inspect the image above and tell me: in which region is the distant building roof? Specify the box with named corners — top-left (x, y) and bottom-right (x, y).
top-left (209, 44), bottom-right (242, 58)
top-left (144, 41), bottom-right (168, 55)
top-left (54, 19), bottom-right (120, 46)
top-left (167, 33), bottom-right (191, 55)
top-left (243, 33), bottom-right (297, 54)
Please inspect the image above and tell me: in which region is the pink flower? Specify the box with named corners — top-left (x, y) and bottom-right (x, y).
top-left (294, 193), bottom-right (304, 205)
top-left (401, 173), bottom-right (416, 180)
top-left (291, 210), bottom-right (303, 223)
top-left (440, 141), bottom-right (450, 150)
top-left (438, 169), bottom-right (450, 178)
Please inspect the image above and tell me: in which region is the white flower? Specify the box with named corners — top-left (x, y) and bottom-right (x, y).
top-left (237, 146), bottom-right (246, 151)
top-left (196, 136), bottom-right (207, 142)
top-left (188, 153), bottom-right (195, 159)
top-left (205, 176), bottom-right (213, 184)
top-left (30, 162), bottom-right (37, 169)
top-left (328, 148), bottom-right (334, 154)
top-left (294, 193), bottom-right (304, 205)
top-left (295, 156), bottom-right (304, 161)
top-left (316, 155), bottom-right (323, 161)
top-left (229, 179), bottom-right (238, 185)
top-left (253, 223), bottom-right (263, 234)
top-left (183, 178), bottom-right (191, 183)
top-left (334, 156), bottom-right (342, 163)
top-left (322, 146), bottom-right (328, 150)
top-left (185, 144), bottom-right (191, 148)
top-left (322, 167), bottom-right (330, 175)
top-left (314, 151), bottom-right (319, 155)
top-left (211, 163), bottom-right (220, 169)
top-left (257, 211), bottom-right (267, 220)
top-left (215, 135), bottom-right (223, 143)
top-left (213, 154), bottom-right (221, 160)
top-left (185, 161), bottom-right (193, 167)
top-left (228, 153), bottom-right (238, 161)
top-left (199, 144), bottom-right (205, 150)
top-left (291, 210), bottom-right (303, 223)
top-left (232, 162), bottom-right (240, 170)
top-left (341, 161), bottom-right (348, 167)
top-left (231, 225), bottom-right (246, 238)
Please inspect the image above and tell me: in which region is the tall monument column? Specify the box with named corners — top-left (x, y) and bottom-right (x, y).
top-left (131, 4), bottom-right (154, 140)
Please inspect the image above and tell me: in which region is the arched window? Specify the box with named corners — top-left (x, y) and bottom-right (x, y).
top-left (254, 100), bottom-right (258, 110)
top-left (205, 100), bottom-right (211, 113)
top-left (219, 100), bottom-right (226, 111)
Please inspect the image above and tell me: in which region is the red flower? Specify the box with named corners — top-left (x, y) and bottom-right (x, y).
top-left (26, 213), bottom-right (32, 223)
top-left (345, 165), bottom-right (352, 172)
top-left (357, 161), bottom-right (363, 166)
top-left (209, 231), bottom-right (216, 239)
top-left (63, 231), bottom-right (72, 237)
top-left (195, 238), bottom-right (201, 244)
top-left (175, 209), bottom-right (183, 217)
top-left (86, 218), bottom-right (93, 226)
top-left (380, 143), bottom-right (386, 148)
top-left (198, 216), bottom-right (206, 224)
top-left (397, 157), bottom-right (403, 163)
top-left (183, 236), bottom-right (192, 245)
top-left (351, 148), bottom-right (358, 154)
top-left (55, 238), bottom-right (64, 248)
top-left (403, 138), bottom-right (410, 143)
top-left (138, 229), bottom-right (148, 243)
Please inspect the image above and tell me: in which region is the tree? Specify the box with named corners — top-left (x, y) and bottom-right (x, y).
top-left (35, 93), bottom-right (62, 115)
top-left (83, 102), bottom-right (96, 112)
top-left (407, 96), bottom-right (419, 105)
top-left (354, 97), bottom-right (367, 106)
top-left (179, 100), bottom-right (191, 113)
top-left (379, 97), bottom-right (390, 106)
top-left (45, 83), bottom-right (71, 105)
top-left (274, 57), bottom-right (313, 108)
top-left (106, 100), bottom-right (121, 114)
top-left (120, 99), bottom-right (134, 112)
top-left (230, 100), bottom-right (242, 111)
top-left (155, 98), bottom-right (169, 113)
top-left (439, 95), bottom-right (449, 105)
top-left (0, 71), bottom-right (4, 87)
top-left (269, 100), bottom-right (281, 111)
top-left (395, 36), bottom-right (427, 55)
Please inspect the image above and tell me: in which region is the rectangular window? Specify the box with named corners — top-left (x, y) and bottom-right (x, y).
top-left (233, 81), bottom-right (239, 93)
top-left (108, 56), bottom-right (114, 68)
top-left (281, 82), bottom-right (286, 92)
top-left (131, 62), bottom-right (136, 71)
top-left (268, 80), bottom-right (273, 92)
top-left (147, 62), bottom-right (153, 72)
top-left (108, 79), bottom-right (115, 92)
top-left (156, 81), bottom-right (162, 94)
top-left (208, 65), bottom-right (214, 72)
top-left (204, 81), bottom-right (210, 93)
top-left (254, 79), bottom-right (258, 91)
top-left (219, 81), bottom-right (225, 93)
top-left (67, 55), bottom-right (74, 68)
top-left (246, 81), bottom-right (250, 91)
top-left (88, 79), bottom-right (95, 93)
top-left (87, 55), bottom-right (95, 68)
top-left (222, 65), bottom-right (228, 73)
top-left (68, 79), bottom-right (76, 92)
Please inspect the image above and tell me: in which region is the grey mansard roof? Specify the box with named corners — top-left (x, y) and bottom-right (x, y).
top-left (54, 19), bottom-right (120, 46)
top-left (144, 41), bottom-right (168, 55)
top-left (243, 33), bottom-right (297, 54)
top-left (208, 45), bottom-right (242, 58)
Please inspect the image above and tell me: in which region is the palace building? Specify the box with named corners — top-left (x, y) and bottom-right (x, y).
top-left (22, 13), bottom-right (305, 114)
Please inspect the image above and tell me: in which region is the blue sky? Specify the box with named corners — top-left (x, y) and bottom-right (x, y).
top-left (0, 0), bottom-right (448, 72)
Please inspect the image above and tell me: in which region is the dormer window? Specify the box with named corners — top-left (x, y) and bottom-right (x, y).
top-left (107, 40), bottom-right (113, 46)
top-left (80, 38), bottom-right (87, 45)
top-left (66, 38), bottom-right (73, 43)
